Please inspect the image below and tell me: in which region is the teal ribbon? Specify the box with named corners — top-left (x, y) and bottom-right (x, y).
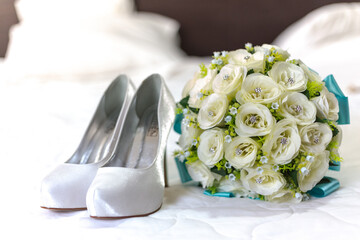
top-left (204, 190), bottom-right (234, 198)
top-left (174, 157), bottom-right (192, 183)
top-left (323, 75), bottom-right (350, 125)
top-left (308, 176), bottom-right (340, 198)
top-left (174, 113), bottom-right (183, 134)
top-left (329, 160), bottom-right (341, 171)
top-left (204, 177), bottom-right (340, 199)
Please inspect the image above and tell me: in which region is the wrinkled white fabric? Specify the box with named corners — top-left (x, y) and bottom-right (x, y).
top-left (1, 2), bottom-right (360, 239)
top-left (1, 56), bottom-right (360, 239)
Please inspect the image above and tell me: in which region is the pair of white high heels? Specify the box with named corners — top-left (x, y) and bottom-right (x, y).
top-left (40, 74), bottom-right (175, 219)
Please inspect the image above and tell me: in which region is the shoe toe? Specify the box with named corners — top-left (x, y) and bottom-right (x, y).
top-left (40, 163), bottom-right (98, 209)
top-left (86, 167), bottom-right (164, 218)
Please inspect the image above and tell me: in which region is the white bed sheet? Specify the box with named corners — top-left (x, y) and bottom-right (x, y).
top-left (1, 3), bottom-right (360, 239)
top-left (1, 54), bottom-right (360, 240)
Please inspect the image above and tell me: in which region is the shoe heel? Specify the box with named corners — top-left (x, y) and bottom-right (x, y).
top-left (164, 149), bottom-right (169, 188)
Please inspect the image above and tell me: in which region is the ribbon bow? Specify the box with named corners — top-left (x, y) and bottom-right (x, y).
top-left (323, 74), bottom-right (350, 125)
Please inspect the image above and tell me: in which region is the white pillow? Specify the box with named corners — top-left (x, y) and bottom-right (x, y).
top-left (274, 3), bottom-right (360, 57)
top-left (5, 1), bottom-right (184, 78)
top-left (15, 0), bottom-right (134, 24)
top-left (273, 3), bottom-right (360, 93)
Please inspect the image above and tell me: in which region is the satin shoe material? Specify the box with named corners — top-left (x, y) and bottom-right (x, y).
top-left (40, 75), bottom-right (135, 210)
top-left (86, 74), bottom-right (175, 218)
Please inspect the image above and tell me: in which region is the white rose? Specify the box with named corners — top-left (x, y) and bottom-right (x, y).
top-left (224, 136), bottom-right (260, 169)
top-left (234, 102), bottom-right (275, 137)
top-left (212, 64), bottom-right (247, 97)
top-left (268, 62), bottom-right (308, 92)
top-left (188, 69), bottom-right (217, 108)
top-left (217, 178), bottom-right (250, 198)
top-left (258, 44), bottom-right (290, 61)
top-left (178, 120), bottom-right (203, 150)
top-left (278, 92), bottom-right (317, 125)
top-left (241, 165), bottom-right (286, 196)
top-left (228, 49), bottom-right (265, 72)
top-left (299, 122), bottom-right (333, 153)
top-left (236, 73), bottom-right (283, 104)
top-left (331, 124), bottom-right (342, 147)
top-left (187, 161), bottom-right (222, 188)
top-left (298, 151), bottom-right (330, 192)
top-left (265, 189), bottom-right (302, 203)
top-left (182, 73), bottom-right (198, 98)
top-left (198, 93), bottom-right (228, 130)
top-left (298, 60), bottom-right (322, 83)
top-left (197, 128), bottom-right (225, 167)
top-left (311, 88), bottom-right (339, 121)
top-left (262, 119), bottom-right (301, 165)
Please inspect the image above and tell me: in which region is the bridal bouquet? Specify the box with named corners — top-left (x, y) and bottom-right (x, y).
top-left (174, 43), bottom-right (349, 203)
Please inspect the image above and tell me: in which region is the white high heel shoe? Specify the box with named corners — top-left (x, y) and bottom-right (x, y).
top-left (86, 74), bottom-right (175, 219)
top-left (40, 75), bottom-right (135, 210)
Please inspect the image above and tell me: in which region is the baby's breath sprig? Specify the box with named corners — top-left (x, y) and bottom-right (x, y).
top-left (288, 59), bottom-right (300, 66)
top-left (214, 159), bottom-right (227, 171)
top-left (224, 101), bottom-right (240, 137)
top-left (199, 89), bottom-right (213, 100)
top-left (212, 158), bottom-right (241, 180)
top-left (182, 114), bottom-right (199, 128)
top-left (210, 51), bottom-right (229, 72)
top-left (263, 47), bottom-right (284, 74)
top-left (254, 149), bottom-right (270, 167)
top-left (267, 102), bottom-right (284, 121)
top-left (174, 146), bottom-right (199, 164)
top-left (245, 42), bottom-right (255, 54)
top-left (207, 186), bottom-right (217, 195)
top-left (330, 151), bottom-right (343, 163)
top-left (317, 119), bottom-right (339, 137)
top-left (206, 180), bottom-right (220, 194)
top-left (253, 137), bottom-right (266, 147)
top-left (329, 150), bottom-right (343, 163)
top-left (175, 137), bottom-right (201, 164)
top-left (233, 170), bottom-right (241, 180)
top-left (278, 153), bottom-right (304, 173)
top-left (175, 106), bottom-right (183, 115)
top-left (184, 150), bottom-right (199, 164)
top-left (224, 106), bottom-right (240, 138)
top-left (199, 63), bottom-right (208, 78)
top-left (177, 95), bottom-right (199, 114)
top-left (327, 141), bottom-right (343, 162)
top-left (305, 80), bottom-right (323, 99)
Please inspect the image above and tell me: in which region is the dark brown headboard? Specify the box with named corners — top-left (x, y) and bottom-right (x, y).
top-left (1, 1), bottom-right (358, 58)
top-left (135, 0), bottom-right (358, 56)
top-left (0, 0), bottom-right (18, 57)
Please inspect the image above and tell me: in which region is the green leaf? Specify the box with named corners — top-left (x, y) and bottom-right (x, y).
top-left (179, 95), bottom-right (190, 108)
top-left (247, 69), bottom-right (255, 75)
top-left (189, 107), bottom-right (199, 114)
top-left (301, 89), bottom-right (310, 99)
top-left (178, 95), bottom-right (199, 114)
top-left (210, 166), bottom-right (227, 176)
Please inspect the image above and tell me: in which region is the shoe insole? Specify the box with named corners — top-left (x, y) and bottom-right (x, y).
top-left (124, 105), bottom-right (159, 169)
top-left (77, 110), bottom-right (118, 164)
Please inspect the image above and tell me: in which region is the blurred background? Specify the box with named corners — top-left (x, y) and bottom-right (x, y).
top-left (2, 0), bottom-right (360, 56)
top-left (1, 0), bottom-right (360, 238)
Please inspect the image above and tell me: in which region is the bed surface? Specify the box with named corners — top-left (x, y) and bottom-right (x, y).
top-left (1, 55), bottom-right (360, 239)
top-left (1, 1), bottom-right (360, 239)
